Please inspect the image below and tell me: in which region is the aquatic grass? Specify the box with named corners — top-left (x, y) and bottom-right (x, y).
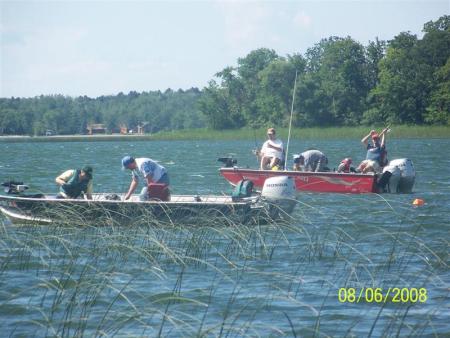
top-left (0, 195), bottom-right (448, 336)
top-left (1, 125), bottom-right (449, 143)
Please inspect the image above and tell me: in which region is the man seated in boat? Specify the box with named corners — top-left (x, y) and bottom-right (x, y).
top-left (337, 158), bottom-right (356, 173)
top-left (55, 166), bottom-right (93, 199)
top-left (356, 159), bottom-right (380, 174)
top-left (361, 127), bottom-right (389, 168)
top-left (292, 150), bottom-right (328, 172)
top-left (121, 156), bottom-right (170, 201)
top-left (254, 127), bottom-right (284, 170)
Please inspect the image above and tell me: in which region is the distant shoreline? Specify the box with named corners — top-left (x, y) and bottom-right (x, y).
top-left (0, 134), bottom-right (156, 142)
top-left (1, 126), bottom-right (449, 142)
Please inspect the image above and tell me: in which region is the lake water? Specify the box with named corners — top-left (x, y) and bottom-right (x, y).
top-left (1, 139), bottom-right (449, 337)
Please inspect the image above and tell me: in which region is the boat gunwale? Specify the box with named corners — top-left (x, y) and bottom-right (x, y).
top-left (0, 193), bottom-right (254, 206)
top-left (219, 167), bottom-right (376, 179)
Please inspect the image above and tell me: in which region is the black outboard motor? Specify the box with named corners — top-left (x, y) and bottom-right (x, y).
top-left (218, 157), bottom-right (237, 168)
top-left (1, 181), bottom-right (29, 194)
top-left (2, 181), bottom-right (44, 198)
top-left (376, 171), bottom-right (393, 193)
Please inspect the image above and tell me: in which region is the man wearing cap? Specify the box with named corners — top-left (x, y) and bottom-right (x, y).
top-left (292, 150), bottom-right (328, 172)
top-left (55, 166), bottom-right (93, 199)
top-left (121, 156), bottom-right (170, 201)
top-left (361, 127), bottom-right (389, 167)
top-left (337, 158), bottom-right (355, 173)
top-left (256, 128), bottom-right (284, 170)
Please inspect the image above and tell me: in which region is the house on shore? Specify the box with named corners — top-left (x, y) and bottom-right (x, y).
top-left (87, 124), bottom-right (107, 135)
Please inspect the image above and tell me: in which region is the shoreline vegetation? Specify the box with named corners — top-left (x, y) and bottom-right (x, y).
top-left (1, 17), bottom-right (449, 137)
top-left (1, 125), bottom-right (449, 142)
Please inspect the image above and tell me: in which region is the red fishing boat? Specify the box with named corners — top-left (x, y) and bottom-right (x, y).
top-left (220, 167), bottom-right (377, 194)
top-left (219, 156), bottom-right (416, 194)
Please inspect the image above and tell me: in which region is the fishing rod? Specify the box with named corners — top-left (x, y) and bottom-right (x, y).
top-left (253, 127), bottom-right (260, 166)
top-left (284, 70), bottom-right (298, 171)
top-left (253, 127), bottom-right (258, 149)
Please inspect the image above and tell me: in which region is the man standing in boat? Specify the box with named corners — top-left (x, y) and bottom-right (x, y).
top-left (121, 156), bottom-right (170, 201)
top-left (255, 127), bottom-right (284, 170)
top-left (55, 166), bottom-right (93, 199)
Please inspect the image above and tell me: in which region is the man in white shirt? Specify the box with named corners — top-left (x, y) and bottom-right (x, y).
top-left (122, 156), bottom-right (170, 200)
top-left (257, 128), bottom-right (284, 170)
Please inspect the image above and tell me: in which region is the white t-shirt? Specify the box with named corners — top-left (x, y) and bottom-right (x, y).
top-left (261, 139), bottom-right (284, 159)
top-left (132, 158), bottom-right (166, 182)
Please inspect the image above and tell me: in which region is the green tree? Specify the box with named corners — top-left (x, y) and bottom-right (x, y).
top-left (367, 16), bottom-right (450, 124)
top-left (425, 57), bottom-right (450, 124)
top-left (198, 80), bottom-right (237, 129)
top-left (300, 37), bottom-right (369, 126)
top-left (365, 38), bottom-right (386, 89)
top-left (256, 55), bottom-right (306, 126)
top-left (0, 108), bottom-right (26, 134)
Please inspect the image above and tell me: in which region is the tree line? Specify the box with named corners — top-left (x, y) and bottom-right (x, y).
top-left (0, 15), bottom-right (448, 135)
top-left (0, 88), bottom-right (205, 135)
top-left (199, 15), bottom-right (449, 129)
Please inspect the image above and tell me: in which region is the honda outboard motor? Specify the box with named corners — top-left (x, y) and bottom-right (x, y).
top-left (382, 159), bottom-right (415, 193)
top-left (261, 176), bottom-right (296, 214)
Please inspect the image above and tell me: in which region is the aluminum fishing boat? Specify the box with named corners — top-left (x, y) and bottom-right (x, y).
top-left (0, 176), bottom-right (297, 226)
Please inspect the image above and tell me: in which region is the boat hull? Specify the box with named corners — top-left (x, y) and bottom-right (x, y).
top-left (220, 168), bottom-right (377, 194)
top-left (0, 193), bottom-right (293, 226)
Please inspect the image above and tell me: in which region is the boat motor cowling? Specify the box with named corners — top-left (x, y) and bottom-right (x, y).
top-left (261, 176), bottom-right (296, 214)
top-left (382, 158), bottom-right (415, 193)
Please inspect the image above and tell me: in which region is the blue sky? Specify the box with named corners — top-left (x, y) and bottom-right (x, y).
top-left (1, 0), bottom-right (448, 98)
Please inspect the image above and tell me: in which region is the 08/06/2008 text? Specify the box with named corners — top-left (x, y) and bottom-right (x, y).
top-left (338, 287), bottom-right (428, 303)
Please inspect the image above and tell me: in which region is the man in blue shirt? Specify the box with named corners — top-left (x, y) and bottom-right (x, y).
top-left (361, 127), bottom-right (389, 167)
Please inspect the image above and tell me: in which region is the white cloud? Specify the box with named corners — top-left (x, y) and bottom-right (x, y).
top-left (292, 10), bottom-right (312, 29)
top-left (216, 1), bottom-right (271, 50)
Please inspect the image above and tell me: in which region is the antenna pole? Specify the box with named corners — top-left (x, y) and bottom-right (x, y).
top-left (284, 70), bottom-right (298, 170)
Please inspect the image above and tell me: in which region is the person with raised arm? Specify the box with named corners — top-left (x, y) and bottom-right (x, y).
top-left (361, 127), bottom-right (390, 168)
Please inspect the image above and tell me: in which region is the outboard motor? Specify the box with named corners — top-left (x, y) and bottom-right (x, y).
top-left (381, 165), bottom-right (400, 193)
top-left (261, 176), bottom-right (296, 214)
top-left (1, 181), bottom-right (44, 198)
top-left (218, 157), bottom-right (237, 168)
top-left (390, 158), bottom-right (415, 193)
top-left (382, 159), bottom-right (415, 193)
top-left (2, 181), bottom-right (29, 194)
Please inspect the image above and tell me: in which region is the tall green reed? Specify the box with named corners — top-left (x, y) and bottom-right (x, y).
top-left (0, 195), bottom-right (448, 337)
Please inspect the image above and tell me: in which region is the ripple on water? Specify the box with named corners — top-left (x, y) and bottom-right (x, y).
top-left (0, 139), bottom-right (449, 336)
